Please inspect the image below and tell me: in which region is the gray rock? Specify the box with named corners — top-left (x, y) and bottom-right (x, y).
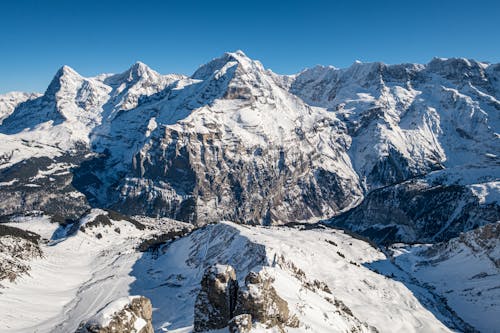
top-left (235, 271), bottom-right (299, 330)
top-left (228, 314), bottom-right (252, 333)
top-left (0, 224), bottom-right (43, 283)
top-left (193, 264), bottom-right (239, 332)
top-left (329, 180), bottom-right (500, 244)
top-left (76, 296), bottom-right (153, 333)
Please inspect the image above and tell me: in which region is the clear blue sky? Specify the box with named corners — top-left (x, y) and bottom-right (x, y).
top-left (1, 0), bottom-right (499, 93)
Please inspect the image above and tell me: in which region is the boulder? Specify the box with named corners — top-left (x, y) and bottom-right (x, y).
top-left (193, 264), bottom-right (239, 332)
top-left (76, 296), bottom-right (153, 333)
top-left (235, 271), bottom-right (298, 330)
top-left (229, 314), bottom-right (252, 333)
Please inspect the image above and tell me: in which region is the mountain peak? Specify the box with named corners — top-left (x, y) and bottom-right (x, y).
top-left (123, 61), bottom-right (158, 81)
top-left (191, 50), bottom-right (263, 80)
top-left (223, 50), bottom-right (248, 60)
top-left (56, 65), bottom-right (81, 79)
top-left (44, 65), bottom-right (82, 96)
top-left (102, 61), bottom-right (159, 87)
top-left (128, 61), bottom-right (151, 76)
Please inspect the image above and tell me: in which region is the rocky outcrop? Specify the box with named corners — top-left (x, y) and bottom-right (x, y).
top-left (422, 221), bottom-right (500, 268)
top-left (235, 271), bottom-right (299, 330)
top-left (194, 265), bottom-right (298, 332)
top-left (117, 126), bottom-right (359, 225)
top-left (193, 264), bottom-right (239, 332)
top-left (228, 314), bottom-right (253, 333)
top-left (0, 224), bottom-right (43, 283)
top-left (329, 179), bottom-right (500, 244)
top-left (76, 296), bottom-right (153, 333)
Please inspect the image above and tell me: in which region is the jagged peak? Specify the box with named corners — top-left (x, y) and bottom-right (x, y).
top-left (55, 65), bottom-right (81, 79)
top-left (300, 64), bottom-right (338, 75)
top-left (123, 61), bottom-right (159, 81)
top-left (427, 56), bottom-right (495, 71)
top-left (223, 50), bottom-right (251, 62)
top-left (44, 65), bottom-right (82, 96)
top-left (102, 61), bottom-right (160, 86)
top-left (428, 56), bottom-right (476, 67)
top-left (349, 60), bottom-right (385, 69)
top-left (426, 57), bottom-right (491, 82)
top-left (128, 61), bottom-right (153, 76)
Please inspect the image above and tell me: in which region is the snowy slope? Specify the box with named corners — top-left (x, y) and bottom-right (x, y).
top-left (0, 211), bottom-right (191, 333)
top-left (0, 91), bottom-right (41, 124)
top-left (0, 51), bottom-right (498, 333)
top-left (390, 222), bottom-right (500, 333)
top-left (0, 215), bottom-right (485, 333)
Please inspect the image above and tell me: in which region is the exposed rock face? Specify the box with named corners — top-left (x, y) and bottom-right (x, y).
top-left (0, 224), bottom-right (42, 283)
top-left (422, 221), bottom-right (500, 268)
top-left (193, 264), bottom-right (238, 332)
top-left (76, 296), bottom-right (153, 333)
top-left (235, 271), bottom-right (298, 330)
top-left (111, 51), bottom-right (362, 225)
top-left (194, 264), bottom-right (298, 332)
top-left (117, 126), bottom-right (359, 225)
top-left (329, 179), bottom-right (500, 244)
top-left (0, 151), bottom-right (91, 220)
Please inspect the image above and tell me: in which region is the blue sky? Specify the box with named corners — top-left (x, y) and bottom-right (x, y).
top-left (1, 0), bottom-right (499, 93)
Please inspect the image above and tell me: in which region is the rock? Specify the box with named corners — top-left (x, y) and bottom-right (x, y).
top-left (0, 224), bottom-right (43, 283)
top-left (194, 265), bottom-right (299, 332)
top-left (329, 180), bottom-right (500, 244)
top-left (76, 296), bottom-right (153, 333)
top-left (228, 314), bottom-right (252, 333)
top-left (235, 271), bottom-right (299, 330)
top-left (193, 264), bottom-right (239, 332)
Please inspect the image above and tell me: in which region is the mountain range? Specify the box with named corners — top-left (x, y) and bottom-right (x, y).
top-left (0, 51), bottom-right (498, 333)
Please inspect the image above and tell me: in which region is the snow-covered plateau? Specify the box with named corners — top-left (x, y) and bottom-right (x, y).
top-left (0, 51), bottom-right (498, 332)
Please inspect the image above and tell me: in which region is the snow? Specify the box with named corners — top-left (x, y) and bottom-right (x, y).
top-left (468, 181), bottom-right (500, 204)
top-left (0, 52), bottom-right (497, 224)
top-left (134, 317), bottom-right (147, 331)
top-left (0, 91), bottom-right (41, 124)
top-left (0, 213), bottom-right (150, 333)
top-left (0, 217), bottom-right (466, 333)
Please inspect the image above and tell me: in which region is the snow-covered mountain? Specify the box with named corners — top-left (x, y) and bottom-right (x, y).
top-left (0, 51), bottom-right (498, 239)
top-left (0, 91), bottom-right (41, 124)
top-left (0, 51), bottom-right (498, 332)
